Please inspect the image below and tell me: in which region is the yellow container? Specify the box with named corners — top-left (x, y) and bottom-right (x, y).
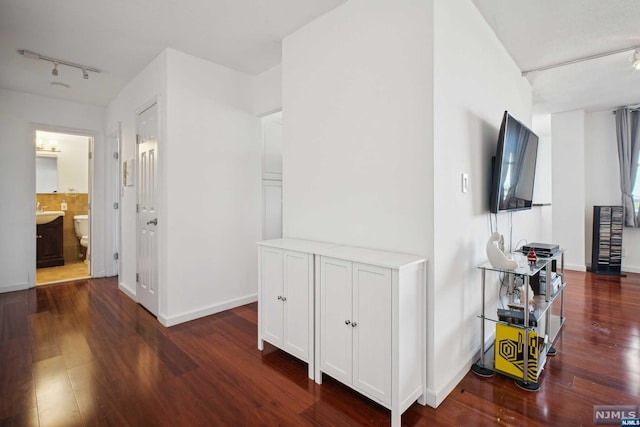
top-left (495, 323), bottom-right (539, 382)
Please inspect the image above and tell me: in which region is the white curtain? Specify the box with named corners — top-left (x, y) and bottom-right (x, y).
top-left (614, 107), bottom-right (640, 227)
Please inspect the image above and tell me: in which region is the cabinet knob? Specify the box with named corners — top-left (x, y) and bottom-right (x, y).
top-left (277, 296), bottom-right (282, 300)
top-left (351, 322), bottom-right (358, 327)
top-left (36, 235), bottom-right (42, 239)
top-left (281, 296), bottom-right (287, 302)
top-left (345, 320), bottom-right (351, 325)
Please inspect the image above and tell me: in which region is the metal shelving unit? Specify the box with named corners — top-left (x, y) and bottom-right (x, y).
top-left (471, 250), bottom-right (566, 391)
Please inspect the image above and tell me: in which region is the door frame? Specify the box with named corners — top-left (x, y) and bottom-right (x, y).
top-left (29, 123), bottom-right (97, 287)
top-left (107, 123), bottom-right (122, 277)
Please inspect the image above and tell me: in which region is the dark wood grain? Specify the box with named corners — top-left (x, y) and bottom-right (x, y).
top-left (1, 271), bottom-right (639, 426)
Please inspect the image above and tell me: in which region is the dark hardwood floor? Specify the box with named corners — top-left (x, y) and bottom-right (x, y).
top-left (1, 271), bottom-right (639, 426)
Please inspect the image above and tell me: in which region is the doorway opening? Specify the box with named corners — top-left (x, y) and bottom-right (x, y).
top-left (35, 129), bottom-right (92, 285)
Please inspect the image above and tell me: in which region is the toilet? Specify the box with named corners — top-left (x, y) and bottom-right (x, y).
top-left (73, 214), bottom-right (89, 261)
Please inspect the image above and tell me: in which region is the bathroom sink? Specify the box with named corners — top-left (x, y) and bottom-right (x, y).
top-left (36, 210), bottom-right (65, 225)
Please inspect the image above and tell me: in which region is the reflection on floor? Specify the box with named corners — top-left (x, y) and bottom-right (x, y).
top-left (36, 262), bottom-right (90, 285)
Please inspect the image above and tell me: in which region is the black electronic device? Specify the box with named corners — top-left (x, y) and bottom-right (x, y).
top-left (497, 308), bottom-right (538, 327)
top-left (520, 242), bottom-right (560, 258)
top-left (489, 111), bottom-right (540, 213)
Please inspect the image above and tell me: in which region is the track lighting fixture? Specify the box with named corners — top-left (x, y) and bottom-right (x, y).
top-left (18, 49), bottom-right (101, 80)
top-left (522, 44), bottom-right (640, 76)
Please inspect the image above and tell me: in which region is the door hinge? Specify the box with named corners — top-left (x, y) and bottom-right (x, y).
top-left (113, 202), bottom-right (119, 209)
top-left (136, 273), bottom-right (139, 282)
top-left (136, 204), bottom-right (139, 213)
top-left (136, 134), bottom-right (141, 144)
top-left (88, 151), bottom-right (93, 159)
top-left (88, 202), bottom-right (91, 210)
top-left (113, 252), bottom-right (119, 260)
top-left (113, 152), bottom-right (119, 160)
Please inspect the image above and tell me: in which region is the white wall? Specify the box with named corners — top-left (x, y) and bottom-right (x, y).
top-left (108, 48), bottom-right (261, 325)
top-left (283, 0), bottom-right (433, 256)
top-left (106, 50), bottom-right (169, 298)
top-left (431, 0), bottom-right (543, 406)
top-left (551, 110), bottom-right (586, 271)
top-left (54, 134), bottom-right (90, 194)
top-left (585, 110), bottom-right (640, 272)
top-left (0, 89), bottom-right (106, 292)
top-left (282, 0), bottom-right (544, 408)
top-left (162, 49), bottom-right (261, 324)
top-left (252, 65), bottom-right (282, 117)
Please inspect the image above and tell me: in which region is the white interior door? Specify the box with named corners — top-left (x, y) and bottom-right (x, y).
top-left (136, 103), bottom-right (159, 316)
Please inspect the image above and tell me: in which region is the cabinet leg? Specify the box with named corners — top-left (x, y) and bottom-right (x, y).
top-left (547, 346), bottom-right (557, 356)
top-left (258, 338), bottom-right (264, 351)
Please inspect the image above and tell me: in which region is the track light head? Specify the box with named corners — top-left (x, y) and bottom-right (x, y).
top-left (633, 49), bottom-right (640, 71)
top-left (52, 63), bottom-right (58, 76)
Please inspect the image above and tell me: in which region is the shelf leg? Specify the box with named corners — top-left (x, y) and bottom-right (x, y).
top-left (472, 269), bottom-right (494, 377)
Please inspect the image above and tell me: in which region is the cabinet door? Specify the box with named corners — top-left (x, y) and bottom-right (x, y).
top-left (352, 263), bottom-right (392, 405)
top-left (320, 256), bottom-right (352, 384)
top-left (283, 250), bottom-right (311, 361)
top-left (261, 247), bottom-right (284, 347)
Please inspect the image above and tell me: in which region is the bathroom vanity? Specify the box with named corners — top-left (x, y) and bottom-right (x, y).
top-left (36, 216), bottom-right (65, 268)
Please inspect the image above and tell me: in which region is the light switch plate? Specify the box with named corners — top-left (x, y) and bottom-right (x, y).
top-left (462, 173), bottom-right (469, 193)
top-left (61, 202), bottom-right (68, 211)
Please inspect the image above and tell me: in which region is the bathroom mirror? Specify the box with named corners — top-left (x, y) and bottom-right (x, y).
top-left (35, 131), bottom-right (90, 194)
top-left (36, 155), bottom-right (58, 193)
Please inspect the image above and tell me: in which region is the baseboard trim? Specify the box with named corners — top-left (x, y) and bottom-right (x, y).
top-left (425, 331), bottom-right (496, 408)
top-left (565, 263), bottom-right (586, 272)
top-left (158, 293), bottom-right (258, 327)
top-left (623, 266), bottom-right (640, 274)
top-left (0, 282), bottom-right (30, 293)
top-left (118, 282), bottom-right (136, 300)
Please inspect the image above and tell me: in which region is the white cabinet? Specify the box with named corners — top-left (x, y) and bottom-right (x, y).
top-left (320, 258), bottom-right (392, 404)
top-left (316, 247), bottom-right (426, 427)
top-left (257, 239), bottom-right (340, 379)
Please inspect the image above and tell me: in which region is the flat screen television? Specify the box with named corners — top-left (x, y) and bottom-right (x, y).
top-left (489, 111), bottom-right (539, 213)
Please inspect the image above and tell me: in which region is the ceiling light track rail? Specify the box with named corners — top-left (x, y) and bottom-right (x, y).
top-left (18, 49), bottom-right (101, 79)
top-left (522, 45), bottom-right (640, 76)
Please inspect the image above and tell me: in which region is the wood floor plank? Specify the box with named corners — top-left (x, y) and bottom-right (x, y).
top-left (1, 270), bottom-right (640, 426)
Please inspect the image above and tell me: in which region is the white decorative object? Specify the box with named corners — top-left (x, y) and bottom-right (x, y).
top-left (486, 232), bottom-right (518, 270)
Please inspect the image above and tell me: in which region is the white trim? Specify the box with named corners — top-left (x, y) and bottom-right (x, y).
top-left (118, 282), bottom-right (136, 299)
top-left (30, 123), bottom-right (97, 287)
top-left (157, 294), bottom-right (258, 327)
top-left (623, 265), bottom-right (640, 274)
top-left (0, 282), bottom-right (30, 293)
top-left (565, 263), bottom-right (587, 272)
top-left (425, 331), bottom-right (496, 408)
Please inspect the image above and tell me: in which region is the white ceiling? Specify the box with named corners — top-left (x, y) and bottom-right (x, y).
top-left (472, 0), bottom-right (640, 114)
top-left (0, 0), bottom-right (346, 106)
top-left (2, 0), bottom-right (639, 113)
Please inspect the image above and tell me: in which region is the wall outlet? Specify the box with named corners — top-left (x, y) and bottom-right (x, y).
top-left (61, 202), bottom-right (67, 211)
